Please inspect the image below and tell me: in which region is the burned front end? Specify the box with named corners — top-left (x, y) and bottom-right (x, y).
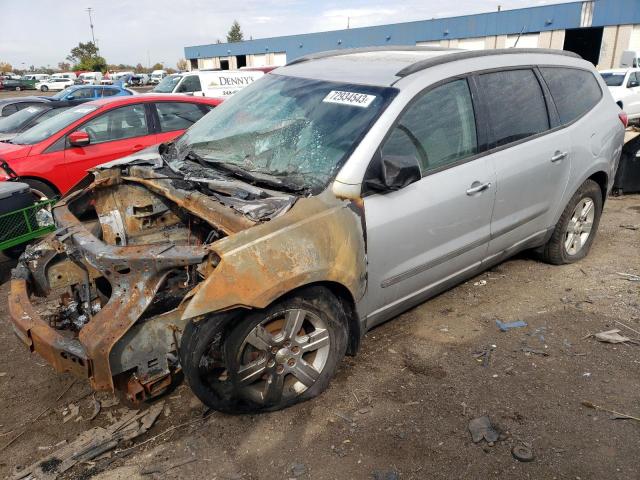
top-left (9, 162), bottom-right (261, 404)
top-left (8, 155), bottom-right (367, 405)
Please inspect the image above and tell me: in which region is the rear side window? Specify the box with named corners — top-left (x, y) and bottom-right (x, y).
top-left (539, 67), bottom-right (602, 125)
top-left (177, 75), bottom-right (202, 93)
top-left (1, 104), bottom-right (18, 116)
top-left (477, 69), bottom-right (549, 148)
top-left (155, 102), bottom-right (207, 132)
top-left (102, 88), bottom-right (120, 97)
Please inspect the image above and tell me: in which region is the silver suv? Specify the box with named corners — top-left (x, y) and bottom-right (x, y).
top-left (9, 48), bottom-right (625, 413)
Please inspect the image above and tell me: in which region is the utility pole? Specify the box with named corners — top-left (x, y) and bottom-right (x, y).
top-left (347, 16), bottom-right (350, 29)
top-left (86, 7), bottom-right (96, 47)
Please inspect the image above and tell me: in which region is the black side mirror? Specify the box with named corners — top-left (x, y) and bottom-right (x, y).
top-left (629, 81), bottom-right (639, 88)
top-left (364, 150), bottom-right (421, 193)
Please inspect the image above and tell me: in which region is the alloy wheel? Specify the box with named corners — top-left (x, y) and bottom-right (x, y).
top-left (564, 197), bottom-right (595, 255)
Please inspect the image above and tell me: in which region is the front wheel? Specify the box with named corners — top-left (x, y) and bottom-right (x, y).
top-left (541, 179), bottom-right (603, 265)
top-left (180, 286), bottom-right (348, 413)
top-left (40, 85), bottom-right (48, 92)
top-left (15, 86), bottom-right (21, 91)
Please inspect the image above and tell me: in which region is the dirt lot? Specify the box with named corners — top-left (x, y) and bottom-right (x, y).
top-left (0, 192), bottom-right (637, 480)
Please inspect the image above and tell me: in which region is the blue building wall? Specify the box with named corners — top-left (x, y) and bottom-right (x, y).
top-left (184, 1), bottom-right (640, 62)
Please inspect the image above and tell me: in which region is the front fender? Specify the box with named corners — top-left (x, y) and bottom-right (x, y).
top-left (181, 191), bottom-right (366, 321)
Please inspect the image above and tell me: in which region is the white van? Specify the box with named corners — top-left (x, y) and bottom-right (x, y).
top-left (621, 50), bottom-right (640, 68)
top-left (150, 70), bottom-right (167, 84)
top-left (151, 70), bottom-right (264, 98)
top-left (51, 72), bottom-right (77, 81)
top-left (78, 72), bottom-right (103, 85)
top-left (23, 73), bottom-right (50, 82)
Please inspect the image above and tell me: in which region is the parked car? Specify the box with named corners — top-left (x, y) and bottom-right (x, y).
top-left (0, 97), bottom-right (50, 117)
top-left (129, 73), bottom-right (150, 86)
top-left (45, 84), bottom-right (135, 103)
top-left (6, 48), bottom-right (624, 412)
top-left (150, 69), bottom-right (167, 84)
top-left (0, 94), bottom-right (221, 197)
top-left (151, 70), bottom-right (264, 97)
top-left (0, 77), bottom-right (36, 91)
top-left (0, 104), bottom-right (69, 141)
top-left (78, 72), bottom-right (103, 85)
top-left (36, 77), bottom-right (75, 92)
top-left (600, 68), bottom-right (640, 122)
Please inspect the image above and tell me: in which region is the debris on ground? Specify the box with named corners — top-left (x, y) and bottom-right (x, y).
top-left (474, 280), bottom-right (487, 286)
top-left (89, 396), bottom-right (101, 421)
top-left (290, 462), bottom-right (307, 477)
top-left (617, 272), bottom-right (640, 282)
top-left (619, 224), bottom-right (639, 230)
top-left (581, 401), bottom-right (640, 422)
top-left (13, 401), bottom-right (164, 479)
top-left (473, 345), bottom-right (496, 367)
top-left (522, 347), bottom-right (550, 356)
top-left (371, 469), bottom-right (400, 480)
top-left (511, 443), bottom-right (535, 462)
top-left (496, 320), bottom-right (528, 332)
top-left (593, 329), bottom-right (636, 344)
top-left (61, 403), bottom-right (79, 424)
top-left (140, 456), bottom-right (197, 476)
top-left (468, 416), bottom-right (500, 444)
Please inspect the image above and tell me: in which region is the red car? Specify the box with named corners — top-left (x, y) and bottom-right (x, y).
top-left (0, 95), bottom-right (221, 198)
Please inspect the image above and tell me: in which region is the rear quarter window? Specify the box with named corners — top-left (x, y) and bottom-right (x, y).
top-left (539, 67), bottom-right (602, 125)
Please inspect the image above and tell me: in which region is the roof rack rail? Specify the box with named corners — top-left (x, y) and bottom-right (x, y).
top-left (285, 45), bottom-right (457, 67)
top-left (396, 48), bottom-right (581, 77)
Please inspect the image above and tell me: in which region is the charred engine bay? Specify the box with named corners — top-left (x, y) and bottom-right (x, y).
top-left (17, 159), bottom-right (297, 338)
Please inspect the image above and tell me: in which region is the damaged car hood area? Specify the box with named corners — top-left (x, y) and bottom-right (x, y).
top-left (8, 151), bottom-right (366, 402)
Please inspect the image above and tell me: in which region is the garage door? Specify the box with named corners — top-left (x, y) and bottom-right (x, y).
top-left (272, 52), bottom-right (287, 66)
top-left (458, 37), bottom-right (486, 50)
top-left (506, 33), bottom-right (539, 48)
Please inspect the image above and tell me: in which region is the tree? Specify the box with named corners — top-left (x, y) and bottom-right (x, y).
top-left (151, 62), bottom-right (164, 71)
top-left (135, 63), bottom-right (144, 73)
top-left (66, 41), bottom-right (99, 65)
top-left (0, 61), bottom-right (13, 73)
top-left (58, 61), bottom-right (71, 72)
top-left (176, 58), bottom-right (188, 71)
top-left (227, 20), bottom-right (243, 43)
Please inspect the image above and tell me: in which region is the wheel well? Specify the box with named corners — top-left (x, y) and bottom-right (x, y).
top-left (20, 176), bottom-right (60, 197)
top-left (588, 171), bottom-right (608, 204)
top-left (284, 281), bottom-right (362, 356)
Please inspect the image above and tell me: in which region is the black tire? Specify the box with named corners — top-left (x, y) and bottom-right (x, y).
top-left (541, 179), bottom-right (603, 265)
top-left (180, 286), bottom-right (348, 413)
top-left (23, 179), bottom-right (57, 201)
top-left (15, 86), bottom-right (21, 92)
top-left (40, 85), bottom-right (48, 92)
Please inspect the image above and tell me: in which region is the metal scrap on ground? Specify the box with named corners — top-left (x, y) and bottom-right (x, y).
top-left (13, 401), bottom-right (164, 480)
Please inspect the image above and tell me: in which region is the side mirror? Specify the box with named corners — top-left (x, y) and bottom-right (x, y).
top-left (68, 131), bottom-right (90, 147)
top-left (629, 81), bottom-right (639, 88)
top-left (363, 150), bottom-right (421, 193)
top-left (66, 94), bottom-right (75, 100)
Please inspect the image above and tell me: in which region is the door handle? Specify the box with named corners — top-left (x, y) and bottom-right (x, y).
top-left (466, 181), bottom-right (491, 195)
top-left (131, 144), bottom-right (144, 152)
top-left (551, 151), bottom-right (568, 163)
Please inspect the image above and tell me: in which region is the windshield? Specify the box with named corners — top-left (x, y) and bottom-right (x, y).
top-left (11, 104), bottom-right (98, 145)
top-left (601, 73), bottom-right (625, 86)
top-left (0, 105), bottom-right (49, 133)
top-left (51, 87), bottom-right (76, 100)
top-left (172, 74), bottom-right (397, 191)
top-left (153, 74), bottom-right (181, 93)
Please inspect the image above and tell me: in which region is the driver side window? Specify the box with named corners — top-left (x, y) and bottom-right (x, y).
top-left (75, 104), bottom-right (148, 144)
top-left (381, 79), bottom-right (478, 176)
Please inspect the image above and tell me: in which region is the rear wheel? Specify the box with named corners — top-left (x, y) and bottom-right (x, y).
top-left (23, 179), bottom-right (57, 201)
top-left (180, 286), bottom-right (348, 413)
top-left (15, 86), bottom-right (21, 91)
top-left (541, 179), bottom-right (603, 264)
top-left (40, 85), bottom-right (48, 92)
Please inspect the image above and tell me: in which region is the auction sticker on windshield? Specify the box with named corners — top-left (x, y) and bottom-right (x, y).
top-left (323, 90), bottom-right (376, 108)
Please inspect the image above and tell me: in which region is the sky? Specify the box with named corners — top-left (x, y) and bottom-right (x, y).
top-left (0, 0), bottom-right (575, 70)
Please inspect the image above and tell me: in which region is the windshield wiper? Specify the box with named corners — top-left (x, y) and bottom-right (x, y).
top-left (183, 151), bottom-right (307, 193)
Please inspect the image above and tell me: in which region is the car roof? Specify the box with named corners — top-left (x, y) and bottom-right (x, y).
top-left (83, 94), bottom-right (223, 108)
top-left (277, 46), bottom-right (581, 87)
top-left (0, 96), bottom-right (50, 106)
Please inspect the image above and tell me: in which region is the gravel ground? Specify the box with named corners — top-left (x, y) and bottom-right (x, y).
top-left (0, 192), bottom-right (638, 480)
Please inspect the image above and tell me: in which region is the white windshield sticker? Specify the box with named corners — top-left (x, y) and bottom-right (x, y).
top-left (323, 90), bottom-right (376, 108)
top-left (25, 107), bottom-right (39, 113)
